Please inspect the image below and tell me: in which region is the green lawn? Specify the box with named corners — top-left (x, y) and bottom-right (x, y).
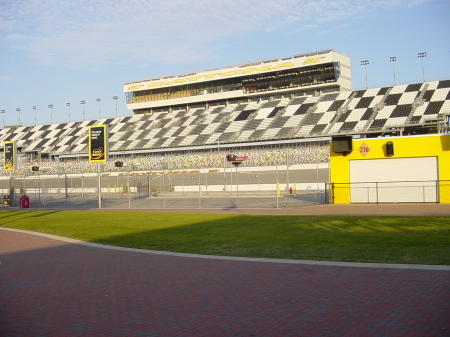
top-left (1, 210), bottom-right (449, 265)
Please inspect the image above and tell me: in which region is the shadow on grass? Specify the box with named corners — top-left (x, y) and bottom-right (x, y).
top-left (91, 217), bottom-right (450, 264)
top-left (0, 209), bottom-right (62, 222)
top-left (1, 210), bottom-right (449, 264)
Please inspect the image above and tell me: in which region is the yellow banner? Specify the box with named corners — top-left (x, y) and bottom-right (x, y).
top-left (125, 56), bottom-right (328, 92)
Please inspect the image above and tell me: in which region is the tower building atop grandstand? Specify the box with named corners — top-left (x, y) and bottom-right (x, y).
top-left (124, 49), bottom-right (351, 115)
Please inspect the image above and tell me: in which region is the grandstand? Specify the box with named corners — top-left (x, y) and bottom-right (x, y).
top-left (0, 49), bottom-right (449, 176)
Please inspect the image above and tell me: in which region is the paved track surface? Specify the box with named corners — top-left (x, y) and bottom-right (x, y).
top-left (1, 204), bottom-right (450, 336)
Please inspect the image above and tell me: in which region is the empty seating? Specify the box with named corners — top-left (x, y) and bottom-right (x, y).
top-left (1, 80), bottom-right (449, 159)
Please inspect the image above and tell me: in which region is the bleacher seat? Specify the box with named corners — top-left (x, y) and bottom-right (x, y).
top-left (1, 80), bottom-right (449, 162)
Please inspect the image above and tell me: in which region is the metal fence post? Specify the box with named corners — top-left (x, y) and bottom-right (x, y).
top-left (376, 182), bottom-right (379, 205)
top-left (180, 170), bottom-right (184, 195)
top-left (163, 170), bottom-right (166, 209)
top-left (276, 165), bottom-right (279, 209)
top-left (436, 180), bottom-right (439, 204)
top-left (331, 182), bottom-right (334, 204)
top-left (127, 166), bottom-right (131, 209)
top-left (65, 172), bottom-right (68, 203)
top-left (236, 165), bottom-right (239, 208)
top-left (198, 168), bottom-right (201, 209)
top-left (38, 174), bottom-right (41, 206)
top-left (286, 154), bottom-right (290, 197)
top-left (41, 175), bottom-right (45, 204)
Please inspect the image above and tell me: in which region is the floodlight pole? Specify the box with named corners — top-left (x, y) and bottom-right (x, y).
top-left (16, 108), bottom-right (21, 125)
top-left (97, 98), bottom-right (101, 120)
top-left (66, 103), bottom-right (71, 123)
top-left (390, 56), bottom-right (396, 86)
top-left (80, 101), bottom-right (85, 121)
top-left (113, 96), bottom-right (118, 118)
top-left (417, 52), bottom-right (427, 82)
top-left (48, 105), bottom-right (53, 124)
top-left (33, 106), bottom-right (36, 126)
top-left (361, 60), bottom-right (369, 89)
top-left (0, 110), bottom-right (5, 128)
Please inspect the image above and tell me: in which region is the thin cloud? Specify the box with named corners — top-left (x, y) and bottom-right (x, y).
top-left (1, 0), bottom-right (414, 69)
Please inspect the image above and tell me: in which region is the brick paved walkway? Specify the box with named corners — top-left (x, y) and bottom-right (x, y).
top-left (1, 227), bottom-right (449, 337)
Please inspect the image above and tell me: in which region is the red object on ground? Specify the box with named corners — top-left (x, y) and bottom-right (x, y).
top-left (19, 195), bottom-right (29, 208)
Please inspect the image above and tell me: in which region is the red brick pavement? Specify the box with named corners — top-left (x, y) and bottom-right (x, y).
top-left (1, 228), bottom-right (449, 337)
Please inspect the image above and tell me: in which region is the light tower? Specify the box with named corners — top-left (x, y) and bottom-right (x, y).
top-left (48, 104), bottom-right (53, 124)
top-left (97, 98), bottom-right (101, 119)
top-left (113, 96), bottom-right (118, 118)
top-left (16, 108), bottom-right (21, 125)
top-left (80, 101), bottom-right (86, 121)
top-left (0, 110), bottom-right (5, 128)
top-left (33, 106), bottom-right (37, 126)
top-left (361, 60), bottom-right (369, 89)
top-left (66, 103), bottom-right (71, 123)
top-left (417, 52), bottom-right (427, 82)
top-left (390, 56), bottom-right (397, 86)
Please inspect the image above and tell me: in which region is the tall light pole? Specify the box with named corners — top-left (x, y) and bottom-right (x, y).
top-left (48, 104), bottom-right (53, 124)
top-left (390, 56), bottom-right (397, 86)
top-left (80, 101), bottom-right (85, 121)
top-left (16, 108), bottom-right (21, 125)
top-left (66, 103), bottom-right (71, 123)
top-left (0, 110), bottom-right (5, 128)
top-left (33, 106), bottom-right (37, 126)
top-left (97, 98), bottom-right (101, 119)
top-left (417, 52), bottom-right (427, 82)
top-left (361, 60), bottom-right (369, 89)
top-left (113, 96), bottom-right (118, 118)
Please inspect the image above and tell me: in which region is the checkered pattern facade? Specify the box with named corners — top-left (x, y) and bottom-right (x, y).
top-left (1, 80), bottom-right (449, 156)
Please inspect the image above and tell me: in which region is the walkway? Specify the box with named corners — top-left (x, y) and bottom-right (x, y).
top-left (1, 224), bottom-right (449, 337)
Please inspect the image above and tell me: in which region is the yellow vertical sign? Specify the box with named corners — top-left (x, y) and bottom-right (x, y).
top-left (4, 142), bottom-right (16, 171)
top-left (88, 125), bottom-right (108, 162)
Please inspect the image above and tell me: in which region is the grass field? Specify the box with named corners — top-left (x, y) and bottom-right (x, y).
top-left (1, 210), bottom-right (449, 265)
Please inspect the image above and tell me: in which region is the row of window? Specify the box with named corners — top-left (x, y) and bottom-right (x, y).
top-left (127, 63), bottom-right (339, 105)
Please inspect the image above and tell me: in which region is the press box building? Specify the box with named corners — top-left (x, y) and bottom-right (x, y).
top-left (124, 49), bottom-right (351, 115)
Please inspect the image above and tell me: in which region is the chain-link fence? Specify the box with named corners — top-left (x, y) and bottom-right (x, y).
top-left (326, 180), bottom-right (450, 204)
top-left (4, 172), bottom-right (449, 209)
top-left (1, 165), bottom-right (329, 210)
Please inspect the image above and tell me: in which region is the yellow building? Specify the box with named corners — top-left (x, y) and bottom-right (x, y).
top-left (329, 134), bottom-right (450, 204)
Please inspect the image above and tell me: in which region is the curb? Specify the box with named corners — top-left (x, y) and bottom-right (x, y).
top-left (2, 227), bottom-right (449, 271)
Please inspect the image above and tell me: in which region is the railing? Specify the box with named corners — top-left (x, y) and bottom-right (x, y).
top-left (326, 180), bottom-right (450, 204)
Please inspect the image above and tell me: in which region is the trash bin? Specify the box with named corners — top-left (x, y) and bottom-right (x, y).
top-left (19, 195), bottom-right (30, 209)
top-left (3, 195), bottom-right (10, 205)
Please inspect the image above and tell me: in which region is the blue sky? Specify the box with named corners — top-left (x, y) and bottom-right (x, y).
top-left (1, 0), bottom-right (449, 127)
